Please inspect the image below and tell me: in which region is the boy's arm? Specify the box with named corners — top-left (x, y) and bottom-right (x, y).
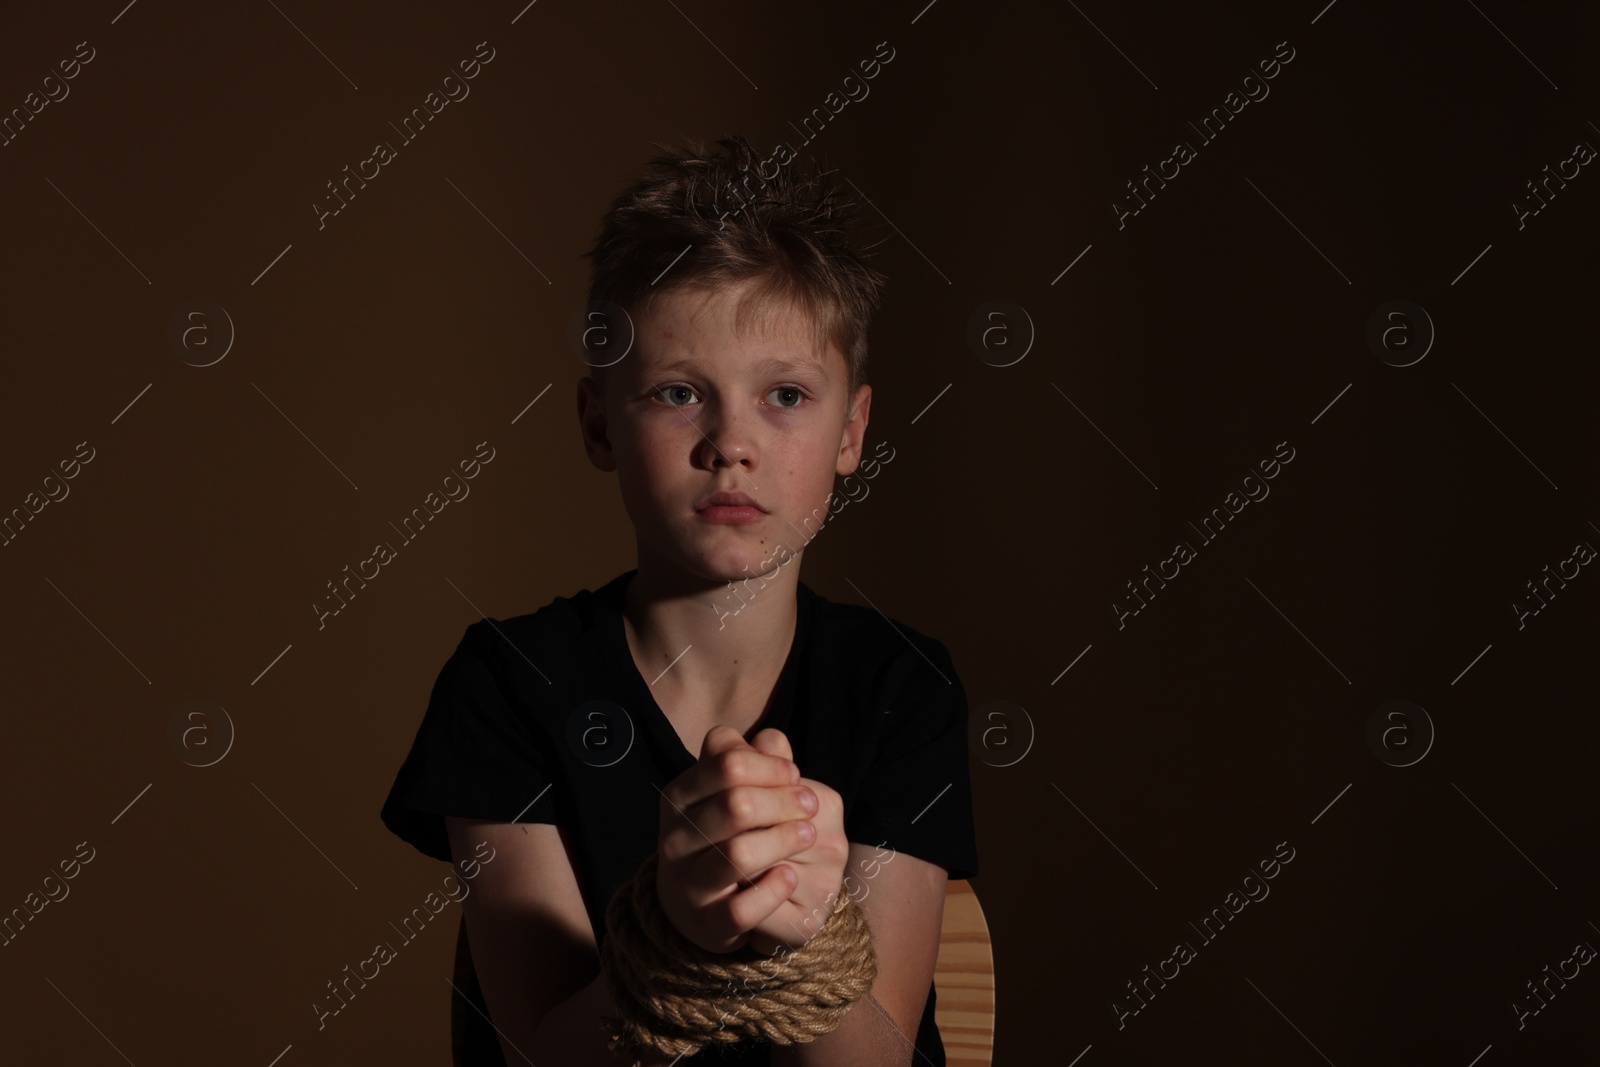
top-left (531, 970), bottom-right (678, 1067)
top-left (771, 842), bottom-right (947, 1067)
top-left (445, 817), bottom-right (675, 1067)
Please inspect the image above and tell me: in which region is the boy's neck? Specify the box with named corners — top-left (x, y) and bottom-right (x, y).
top-left (620, 562), bottom-right (800, 724)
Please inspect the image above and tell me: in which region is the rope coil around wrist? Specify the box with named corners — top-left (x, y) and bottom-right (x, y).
top-left (598, 850), bottom-right (878, 1063)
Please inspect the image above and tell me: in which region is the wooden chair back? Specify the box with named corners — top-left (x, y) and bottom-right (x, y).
top-left (934, 879), bottom-right (995, 1066)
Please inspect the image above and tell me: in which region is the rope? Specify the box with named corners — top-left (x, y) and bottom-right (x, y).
top-left (598, 851), bottom-right (878, 1063)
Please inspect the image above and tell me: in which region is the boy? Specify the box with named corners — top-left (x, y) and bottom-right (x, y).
top-left (380, 135), bottom-right (978, 1065)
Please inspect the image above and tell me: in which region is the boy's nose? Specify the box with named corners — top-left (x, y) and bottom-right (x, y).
top-left (699, 411), bottom-right (759, 470)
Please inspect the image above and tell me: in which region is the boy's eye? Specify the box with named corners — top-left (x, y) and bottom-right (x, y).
top-left (768, 386), bottom-right (807, 409)
top-left (656, 384), bottom-right (697, 406)
top-left (650, 384), bottom-right (809, 409)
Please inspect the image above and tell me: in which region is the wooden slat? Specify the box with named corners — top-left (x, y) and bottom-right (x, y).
top-left (934, 880), bottom-right (993, 1064)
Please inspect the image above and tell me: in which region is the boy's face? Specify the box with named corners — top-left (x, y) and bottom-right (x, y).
top-left (577, 276), bottom-right (871, 586)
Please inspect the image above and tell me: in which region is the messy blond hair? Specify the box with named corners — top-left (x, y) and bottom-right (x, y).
top-left (582, 135), bottom-right (887, 398)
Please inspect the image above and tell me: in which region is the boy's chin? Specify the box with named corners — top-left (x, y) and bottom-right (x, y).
top-left (680, 549), bottom-right (790, 585)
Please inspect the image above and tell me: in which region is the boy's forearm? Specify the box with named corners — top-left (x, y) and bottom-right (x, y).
top-left (523, 969), bottom-right (677, 1067)
top-left (770, 991), bottom-right (914, 1067)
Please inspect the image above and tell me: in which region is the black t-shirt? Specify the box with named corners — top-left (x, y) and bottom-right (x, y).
top-left (380, 568), bottom-right (979, 1065)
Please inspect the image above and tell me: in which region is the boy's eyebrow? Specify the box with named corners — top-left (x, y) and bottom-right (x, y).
top-left (642, 354), bottom-right (830, 378)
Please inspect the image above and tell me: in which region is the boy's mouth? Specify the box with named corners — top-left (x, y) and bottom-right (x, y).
top-left (696, 490), bottom-right (768, 513)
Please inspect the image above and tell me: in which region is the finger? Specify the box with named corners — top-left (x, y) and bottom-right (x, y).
top-left (681, 818), bottom-right (817, 891)
top-left (748, 727), bottom-right (792, 764)
top-left (663, 733), bottom-right (798, 815)
top-left (796, 776), bottom-right (843, 824)
top-left (661, 782), bottom-right (818, 862)
top-left (717, 863), bottom-right (799, 944)
top-left (704, 724), bottom-right (799, 783)
top-left (698, 722), bottom-right (750, 761)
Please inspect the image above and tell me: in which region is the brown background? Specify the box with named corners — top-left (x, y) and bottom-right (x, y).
top-left (2, 1), bottom-right (1597, 1063)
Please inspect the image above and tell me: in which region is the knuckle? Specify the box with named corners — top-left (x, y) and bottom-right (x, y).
top-left (722, 787), bottom-right (757, 825)
top-left (724, 835), bottom-right (756, 872)
top-left (717, 747), bottom-right (748, 778)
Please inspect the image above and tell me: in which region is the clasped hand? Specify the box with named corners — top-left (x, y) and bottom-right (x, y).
top-left (655, 724), bottom-right (847, 957)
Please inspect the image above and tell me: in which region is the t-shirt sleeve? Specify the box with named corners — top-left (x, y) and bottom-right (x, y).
top-left (845, 637), bottom-right (979, 881)
top-left (379, 620), bottom-right (558, 863)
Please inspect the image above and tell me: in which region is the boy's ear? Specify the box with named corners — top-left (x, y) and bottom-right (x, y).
top-left (834, 383), bottom-right (872, 476)
top-left (576, 375), bottom-right (617, 473)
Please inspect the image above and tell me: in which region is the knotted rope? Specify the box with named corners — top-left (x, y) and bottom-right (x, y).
top-left (598, 851), bottom-right (878, 1063)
